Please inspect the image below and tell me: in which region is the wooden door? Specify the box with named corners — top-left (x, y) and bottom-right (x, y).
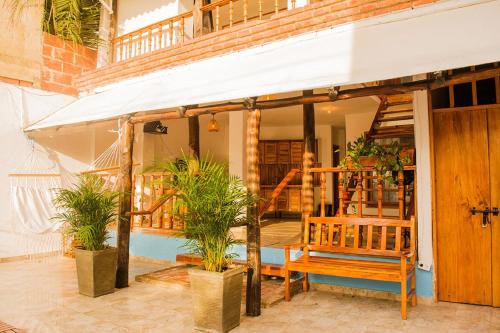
top-left (488, 108), bottom-right (500, 306)
top-left (434, 109), bottom-right (492, 305)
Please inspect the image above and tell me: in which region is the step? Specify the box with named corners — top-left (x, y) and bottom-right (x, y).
top-left (176, 253), bottom-right (286, 277)
top-left (386, 94), bottom-right (413, 105)
top-left (380, 108), bottom-right (413, 115)
top-left (377, 115), bottom-right (414, 122)
top-left (375, 124), bottom-right (414, 132)
top-left (371, 132), bottom-right (415, 139)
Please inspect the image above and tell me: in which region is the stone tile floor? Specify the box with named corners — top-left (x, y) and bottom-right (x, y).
top-left (0, 256), bottom-right (499, 333)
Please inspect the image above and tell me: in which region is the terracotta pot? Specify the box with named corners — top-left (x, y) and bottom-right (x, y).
top-left (189, 266), bottom-right (244, 333)
top-left (359, 156), bottom-right (377, 167)
top-left (74, 247), bottom-right (117, 297)
top-left (400, 148), bottom-right (415, 165)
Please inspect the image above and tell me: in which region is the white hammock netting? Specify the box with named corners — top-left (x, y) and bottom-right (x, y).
top-left (9, 137), bottom-right (122, 237)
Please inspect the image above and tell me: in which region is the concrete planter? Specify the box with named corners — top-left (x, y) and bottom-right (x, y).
top-left (74, 247), bottom-right (117, 297)
top-left (189, 266), bottom-right (244, 333)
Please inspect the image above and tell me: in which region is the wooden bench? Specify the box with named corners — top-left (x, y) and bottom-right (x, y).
top-left (284, 216), bottom-right (416, 319)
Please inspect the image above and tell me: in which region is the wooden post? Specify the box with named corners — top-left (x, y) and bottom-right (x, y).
top-left (189, 116), bottom-right (200, 158)
top-left (116, 119), bottom-right (135, 288)
top-left (301, 90), bottom-right (316, 224)
top-left (246, 108), bottom-right (261, 317)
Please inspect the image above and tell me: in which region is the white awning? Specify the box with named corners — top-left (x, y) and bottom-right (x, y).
top-left (26, 0), bottom-right (500, 131)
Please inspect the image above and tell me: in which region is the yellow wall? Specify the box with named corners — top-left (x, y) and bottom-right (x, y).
top-left (0, 0), bottom-right (42, 84)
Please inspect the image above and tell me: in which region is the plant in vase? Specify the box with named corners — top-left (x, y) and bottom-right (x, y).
top-left (374, 141), bottom-right (411, 185)
top-left (160, 156), bottom-right (256, 333)
top-left (338, 135), bottom-right (379, 170)
top-left (53, 174), bottom-right (119, 297)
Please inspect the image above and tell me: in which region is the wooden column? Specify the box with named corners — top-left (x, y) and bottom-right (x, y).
top-left (116, 119), bottom-right (135, 288)
top-left (246, 108), bottom-right (261, 317)
top-left (189, 116), bottom-right (200, 158)
top-left (301, 90), bottom-right (316, 224)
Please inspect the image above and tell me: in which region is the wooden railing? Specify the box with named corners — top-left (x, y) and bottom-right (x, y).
top-left (112, 0), bottom-right (288, 62)
top-left (310, 166), bottom-right (416, 220)
top-left (130, 172), bottom-right (185, 231)
top-left (259, 168), bottom-right (301, 217)
top-left (113, 11), bottom-right (193, 62)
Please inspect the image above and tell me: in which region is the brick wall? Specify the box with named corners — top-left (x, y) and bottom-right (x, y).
top-left (42, 33), bottom-right (97, 95)
top-left (76, 0), bottom-right (436, 92)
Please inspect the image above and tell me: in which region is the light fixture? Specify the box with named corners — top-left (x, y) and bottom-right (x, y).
top-left (207, 113), bottom-right (220, 132)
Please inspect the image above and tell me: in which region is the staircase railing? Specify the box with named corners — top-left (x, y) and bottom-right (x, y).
top-left (259, 168), bottom-right (301, 218)
top-left (365, 96), bottom-right (388, 140)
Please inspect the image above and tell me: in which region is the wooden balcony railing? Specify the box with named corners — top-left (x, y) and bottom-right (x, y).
top-left (113, 11), bottom-right (193, 62)
top-left (112, 0), bottom-right (288, 62)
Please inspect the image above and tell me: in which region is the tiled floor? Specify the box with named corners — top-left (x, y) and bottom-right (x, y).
top-left (0, 257), bottom-right (499, 333)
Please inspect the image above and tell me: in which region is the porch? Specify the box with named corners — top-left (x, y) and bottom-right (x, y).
top-left (0, 257), bottom-right (497, 332)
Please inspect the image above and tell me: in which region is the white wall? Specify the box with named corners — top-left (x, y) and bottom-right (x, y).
top-left (142, 114), bottom-right (229, 168)
top-left (117, 0), bottom-right (193, 37)
top-left (345, 110), bottom-right (376, 144)
top-left (0, 83), bottom-right (91, 231)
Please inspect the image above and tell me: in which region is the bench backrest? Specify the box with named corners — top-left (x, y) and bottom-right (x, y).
top-left (304, 216), bottom-right (415, 258)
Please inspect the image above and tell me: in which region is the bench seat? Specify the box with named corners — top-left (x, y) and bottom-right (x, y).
top-left (284, 216), bottom-right (417, 320)
top-left (287, 255), bottom-right (415, 282)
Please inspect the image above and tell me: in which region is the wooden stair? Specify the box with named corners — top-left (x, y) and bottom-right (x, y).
top-left (366, 93), bottom-right (414, 140)
top-left (259, 168), bottom-right (301, 218)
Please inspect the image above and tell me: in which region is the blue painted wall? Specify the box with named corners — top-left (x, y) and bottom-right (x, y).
top-left (109, 232), bottom-right (433, 297)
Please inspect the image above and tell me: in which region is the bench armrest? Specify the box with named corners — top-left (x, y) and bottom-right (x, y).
top-left (283, 243), bottom-right (308, 250)
top-left (284, 243), bottom-right (308, 263)
top-left (401, 250), bottom-right (415, 258)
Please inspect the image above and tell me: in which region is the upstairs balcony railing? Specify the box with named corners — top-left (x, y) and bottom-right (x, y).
top-left (112, 0), bottom-right (290, 62)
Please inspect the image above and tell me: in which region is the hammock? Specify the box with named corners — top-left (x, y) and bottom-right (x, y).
top-left (8, 142), bottom-right (71, 234)
top-left (82, 138), bottom-right (122, 191)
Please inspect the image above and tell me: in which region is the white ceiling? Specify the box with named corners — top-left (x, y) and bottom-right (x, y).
top-left (260, 96), bottom-right (379, 128)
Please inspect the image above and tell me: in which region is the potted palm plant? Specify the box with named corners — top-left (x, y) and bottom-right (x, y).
top-left (161, 156), bottom-right (255, 333)
top-left (53, 174), bottom-right (119, 297)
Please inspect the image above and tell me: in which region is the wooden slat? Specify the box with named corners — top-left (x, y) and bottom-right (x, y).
top-left (380, 226), bottom-right (387, 250)
top-left (353, 225), bottom-right (360, 249)
top-left (366, 225), bottom-right (373, 250)
top-left (395, 226), bottom-right (402, 251)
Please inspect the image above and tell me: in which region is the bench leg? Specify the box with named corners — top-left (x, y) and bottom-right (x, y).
top-left (410, 272), bottom-right (417, 307)
top-left (303, 272), bottom-right (309, 292)
top-left (401, 275), bottom-right (407, 320)
top-left (284, 269), bottom-right (291, 302)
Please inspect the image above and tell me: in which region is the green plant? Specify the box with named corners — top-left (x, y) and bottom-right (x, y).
top-left (53, 174), bottom-right (119, 251)
top-left (338, 136), bottom-right (379, 169)
top-left (158, 156), bottom-right (257, 273)
top-left (6, 0), bottom-right (101, 49)
top-left (374, 141), bottom-right (411, 184)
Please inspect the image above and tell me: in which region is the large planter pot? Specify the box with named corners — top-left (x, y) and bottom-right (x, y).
top-left (189, 266), bottom-right (244, 333)
top-left (74, 247), bottom-right (117, 297)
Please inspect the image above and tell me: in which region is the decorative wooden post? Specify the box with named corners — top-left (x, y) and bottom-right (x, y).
top-left (116, 119), bottom-right (135, 288)
top-left (246, 108), bottom-right (261, 317)
top-left (302, 90), bottom-right (316, 227)
top-left (189, 116), bottom-right (200, 158)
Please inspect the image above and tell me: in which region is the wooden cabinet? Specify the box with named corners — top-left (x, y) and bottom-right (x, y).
top-left (259, 139), bottom-right (320, 215)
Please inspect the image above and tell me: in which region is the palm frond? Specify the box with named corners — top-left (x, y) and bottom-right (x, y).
top-left (53, 174), bottom-right (119, 251)
top-left (157, 154), bottom-right (258, 273)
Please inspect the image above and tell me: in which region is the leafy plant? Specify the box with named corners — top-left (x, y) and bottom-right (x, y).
top-left (338, 135), bottom-right (380, 169)
top-left (6, 0), bottom-right (102, 49)
top-left (53, 174), bottom-right (119, 251)
top-left (157, 156), bottom-right (257, 273)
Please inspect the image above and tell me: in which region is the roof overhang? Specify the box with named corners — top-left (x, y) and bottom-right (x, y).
top-left (25, 0), bottom-right (500, 131)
